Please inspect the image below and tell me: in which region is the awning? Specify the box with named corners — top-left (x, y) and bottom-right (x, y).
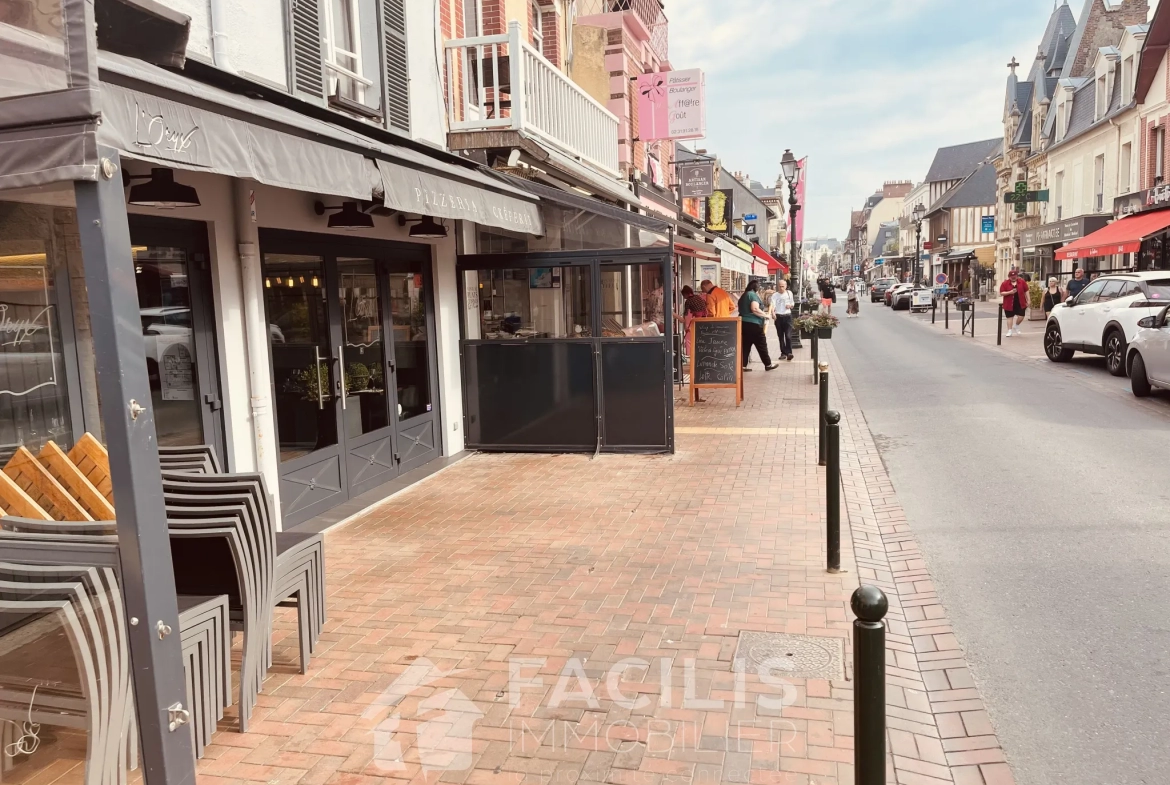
top-left (94, 51), bottom-right (543, 234)
top-left (674, 237), bottom-right (720, 262)
top-left (751, 243), bottom-right (788, 274)
top-left (1056, 210), bottom-right (1170, 260)
top-left (714, 236), bottom-right (753, 275)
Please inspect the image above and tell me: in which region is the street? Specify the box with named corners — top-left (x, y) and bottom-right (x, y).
top-left (831, 300), bottom-right (1170, 785)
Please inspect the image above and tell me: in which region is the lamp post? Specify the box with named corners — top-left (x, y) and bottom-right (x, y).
top-left (912, 202), bottom-right (925, 286)
top-left (781, 148), bottom-right (802, 305)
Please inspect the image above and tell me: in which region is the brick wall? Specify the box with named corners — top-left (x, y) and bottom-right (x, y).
top-left (482, 0), bottom-right (504, 35)
top-left (1069, 0), bottom-right (1149, 78)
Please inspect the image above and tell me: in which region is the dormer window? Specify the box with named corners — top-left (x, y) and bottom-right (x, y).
top-left (1123, 55), bottom-right (1135, 102)
top-left (1096, 74), bottom-right (1107, 121)
top-left (1057, 100), bottom-right (1068, 142)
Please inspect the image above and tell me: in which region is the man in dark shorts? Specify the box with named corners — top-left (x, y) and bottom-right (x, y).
top-left (999, 266), bottom-right (1029, 337)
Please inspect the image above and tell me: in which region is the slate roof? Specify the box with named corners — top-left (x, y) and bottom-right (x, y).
top-left (864, 193), bottom-right (884, 209)
top-left (923, 139), bottom-right (1002, 184)
top-left (936, 161), bottom-right (999, 210)
top-left (1009, 1), bottom-right (1076, 150)
top-left (1048, 48), bottom-right (1132, 150)
top-left (870, 223), bottom-right (899, 257)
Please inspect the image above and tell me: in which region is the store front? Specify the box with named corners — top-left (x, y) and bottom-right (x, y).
top-left (715, 236), bottom-right (753, 293)
top-left (1021, 215), bottom-right (1110, 280)
top-left (1057, 208), bottom-right (1170, 272)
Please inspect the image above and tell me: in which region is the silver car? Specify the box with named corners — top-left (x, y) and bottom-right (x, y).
top-left (1125, 304), bottom-right (1170, 396)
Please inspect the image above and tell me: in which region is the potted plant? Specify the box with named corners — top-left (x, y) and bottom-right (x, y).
top-left (811, 312), bottom-right (840, 338)
top-left (793, 314), bottom-right (817, 339)
top-left (955, 297), bottom-right (973, 311)
top-left (1027, 279), bottom-right (1046, 320)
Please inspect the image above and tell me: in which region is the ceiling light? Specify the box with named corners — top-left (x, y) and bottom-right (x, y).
top-left (398, 214), bottom-right (448, 239)
top-left (314, 200), bottom-right (374, 230)
top-left (124, 168), bottom-right (201, 208)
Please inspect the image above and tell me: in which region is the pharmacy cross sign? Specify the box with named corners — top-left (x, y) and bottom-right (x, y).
top-left (1003, 180), bottom-right (1049, 215)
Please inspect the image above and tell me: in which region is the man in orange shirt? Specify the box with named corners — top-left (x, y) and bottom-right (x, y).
top-left (700, 279), bottom-right (735, 318)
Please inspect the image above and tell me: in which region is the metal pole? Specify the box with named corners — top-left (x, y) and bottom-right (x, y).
top-left (826, 410), bottom-right (841, 573)
top-left (852, 586), bottom-right (889, 785)
top-left (75, 150), bottom-right (197, 783)
top-left (811, 332), bottom-right (819, 382)
top-left (790, 192), bottom-right (803, 351)
top-left (818, 362), bottom-right (829, 466)
top-left (932, 296), bottom-right (936, 324)
top-left (945, 297), bottom-right (949, 329)
top-left (997, 304), bottom-right (1003, 345)
top-left (972, 301), bottom-right (976, 337)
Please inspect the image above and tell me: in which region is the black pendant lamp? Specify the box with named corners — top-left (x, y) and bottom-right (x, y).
top-left (314, 200), bottom-right (375, 230)
top-left (124, 168), bottom-right (200, 208)
top-left (398, 214), bottom-right (448, 239)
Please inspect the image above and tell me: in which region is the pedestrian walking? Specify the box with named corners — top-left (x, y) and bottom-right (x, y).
top-left (701, 279), bottom-right (735, 318)
top-left (1066, 267), bottom-right (1089, 299)
top-left (846, 279), bottom-right (860, 317)
top-left (770, 279), bottom-right (795, 361)
top-left (1042, 276), bottom-right (1062, 316)
top-left (738, 280), bottom-right (778, 371)
top-left (1000, 265), bottom-right (1029, 336)
top-left (818, 277), bottom-right (835, 315)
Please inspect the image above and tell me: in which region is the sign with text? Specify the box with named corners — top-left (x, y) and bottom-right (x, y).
top-left (689, 317), bottom-right (743, 406)
top-left (678, 161), bottom-right (715, 198)
top-left (705, 189), bottom-right (734, 235)
top-left (981, 215), bottom-right (995, 234)
top-left (636, 69), bottom-right (706, 142)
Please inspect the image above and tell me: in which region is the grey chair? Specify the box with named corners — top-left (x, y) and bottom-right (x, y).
top-left (177, 595), bottom-right (231, 757)
top-left (158, 445), bottom-right (222, 474)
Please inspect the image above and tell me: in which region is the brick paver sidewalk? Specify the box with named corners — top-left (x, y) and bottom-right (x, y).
top-left (194, 331), bottom-right (1014, 785)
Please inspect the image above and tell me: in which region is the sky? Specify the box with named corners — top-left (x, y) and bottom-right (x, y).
top-left (667, 0), bottom-right (1107, 239)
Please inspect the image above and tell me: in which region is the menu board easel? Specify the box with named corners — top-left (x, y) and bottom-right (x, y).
top-left (689, 317), bottom-right (743, 406)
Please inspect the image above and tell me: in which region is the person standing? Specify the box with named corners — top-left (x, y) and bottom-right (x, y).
top-left (738, 280), bottom-right (778, 371)
top-left (1066, 267), bottom-right (1089, 299)
top-left (818, 277), bottom-right (835, 314)
top-left (770, 279), bottom-right (795, 361)
top-left (999, 265), bottom-right (1029, 336)
top-left (701, 279), bottom-right (735, 318)
top-left (678, 285), bottom-right (708, 353)
top-left (846, 278), bottom-right (860, 317)
top-left (1042, 276), bottom-right (1063, 316)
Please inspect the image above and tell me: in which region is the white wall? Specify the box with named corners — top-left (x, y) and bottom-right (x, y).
top-left (162, 0), bottom-right (289, 87)
top-left (408, 0), bottom-right (449, 146)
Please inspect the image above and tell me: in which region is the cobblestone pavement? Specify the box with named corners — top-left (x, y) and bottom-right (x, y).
top-left (193, 330), bottom-right (1014, 785)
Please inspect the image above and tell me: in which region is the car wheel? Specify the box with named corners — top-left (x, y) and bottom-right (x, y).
top-left (1130, 352), bottom-right (1153, 397)
top-left (1044, 322), bottom-right (1073, 362)
top-left (1105, 329), bottom-right (1127, 377)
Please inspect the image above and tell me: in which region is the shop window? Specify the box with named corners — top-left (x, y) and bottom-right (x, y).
top-left (338, 259), bottom-right (388, 436)
top-left (0, 198), bottom-right (77, 464)
top-left (463, 267), bottom-right (592, 339)
top-left (0, 0), bottom-right (69, 99)
top-left (599, 263), bottom-right (665, 336)
top-left (388, 270), bottom-right (432, 420)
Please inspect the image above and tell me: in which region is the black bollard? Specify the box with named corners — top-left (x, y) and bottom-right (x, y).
top-left (932, 296), bottom-right (936, 324)
top-left (818, 362), bottom-right (829, 467)
top-left (811, 332), bottom-right (819, 383)
top-left (852, 585), bottom-right (889, 785)
top-left (944, 297), bottom-right (949, 329)
top-left (825, 410), bottom-right (841, 573)
top-left (997, 304), bottom-right (1003, 346)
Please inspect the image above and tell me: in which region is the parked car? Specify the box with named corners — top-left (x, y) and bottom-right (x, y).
top-left (1044, 272), bottom-right (1170, 376)
top-left (1125, 304), bottom-right (1170, 396)
top-left (891, 285), bottom-right (930, 311)
top-left (871, 278), bottom-right (898, 302)
top-left (885, 283), bottom-right (913, 307)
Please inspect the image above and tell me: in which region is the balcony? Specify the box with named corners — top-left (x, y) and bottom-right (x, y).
top-left (576, 0), bottom-right (669, 62)
top-left (444, 22), bottom-right (620, 177)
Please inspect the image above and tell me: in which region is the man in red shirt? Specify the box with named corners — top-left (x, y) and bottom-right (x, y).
top-left (1000, 266), bottom-right (1029, 337)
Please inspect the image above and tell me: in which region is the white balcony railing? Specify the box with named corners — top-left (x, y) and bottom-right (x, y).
top-left (444, 21), bottom-right (620, 177)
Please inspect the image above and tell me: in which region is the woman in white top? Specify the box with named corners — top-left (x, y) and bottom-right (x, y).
top-left (769, 279), bottom-right (795, 361)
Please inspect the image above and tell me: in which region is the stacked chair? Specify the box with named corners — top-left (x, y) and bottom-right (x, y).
top-left (0, 438), bottom-right (327, 771)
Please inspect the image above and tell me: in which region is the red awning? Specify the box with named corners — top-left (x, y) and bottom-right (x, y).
top-left (752, 243), bottom-right (788, 274)
top-left (1056, 210), bottom-right (1170, 260)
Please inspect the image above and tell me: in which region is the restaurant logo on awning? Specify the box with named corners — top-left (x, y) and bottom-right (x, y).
top-left (134, 100), bottom-right (201, 158)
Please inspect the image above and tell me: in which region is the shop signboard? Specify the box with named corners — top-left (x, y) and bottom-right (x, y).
top-left (636, 69), bottom-right (706, 142)
top-left (981, 215), bottom-right (995, 234)
top-left (1020, 215), bottom-right (1110, 248)
top-left (678, 161), bottom-right (715, 198)
top-left (689, 318), bottom-right (743, 407)
top-left (705, 189), bottom-right (734, 235)
top-left (1114, 185), bottom-right (1170, 218)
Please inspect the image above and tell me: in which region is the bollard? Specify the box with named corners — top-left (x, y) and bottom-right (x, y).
top-left (825, 410), bottom-right (841, 573)
top-left (944, 297), bottom-right (949, 329)
top-left (811, 332), bottom-right (820, 383)
top-left (818, 362), bottom-right (829, 467)
top-left (852, 585), bottom-right (889, 785)
top-left (932, 296), bottom-right (936, 324)
top-left (997, 304), bottom-right (1003, 346)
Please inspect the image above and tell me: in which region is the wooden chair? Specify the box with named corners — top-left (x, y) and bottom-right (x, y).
top-left (67, 435), bottom-right (113, 506)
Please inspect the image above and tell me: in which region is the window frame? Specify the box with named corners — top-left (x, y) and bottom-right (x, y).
top-left (322, 0), bottom-right (374, 103)
top-left (1156, 126), bottom-right (1166, 182)
top-left (1075, 278), bottom-right (1108, 305)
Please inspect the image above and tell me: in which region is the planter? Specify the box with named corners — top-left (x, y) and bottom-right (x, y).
top-left (816, 327), bottom-right (833, 339)
top-left (1028, 309), bottom-right (1046, 321)
top-left (799, 328), bottom-right (814, 339)
top-left (956, 301), bottom-right (973, 312)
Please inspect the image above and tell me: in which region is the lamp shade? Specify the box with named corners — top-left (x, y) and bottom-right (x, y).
top-left (328, 202), bottom-right (375, 229)
top-left (127, 168), bottom-right (200, 208)
top-left (912, 202), bottom-right (925, 223)
top-left (780, 149), bottom-right (797, 181)
top-left (408, 216), bottom-right (448, 239)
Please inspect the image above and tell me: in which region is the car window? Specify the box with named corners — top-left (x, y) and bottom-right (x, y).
top-left (1097, 280), bottom-right (1125, 301)
top-left (1075, 279), bottom-right (1107, 304)
top-left (1118, 281), bottom-right (1141, 298)
top-left (1144, 278), bottom-right (1170, 303)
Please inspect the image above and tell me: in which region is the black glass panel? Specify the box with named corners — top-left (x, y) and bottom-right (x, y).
top-left (464, 342), bottom-right (595, 448)
top-left (601, 342), bottom-right (667, 448)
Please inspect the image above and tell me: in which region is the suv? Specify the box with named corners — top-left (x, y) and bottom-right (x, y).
top-left (1044, 272), bottom-right (1170, 375)
top-left (871, 278), bottom-right (898, 302)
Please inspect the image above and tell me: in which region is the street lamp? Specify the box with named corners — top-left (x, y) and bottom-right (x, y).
top-left (912, 202), bottom-right (926, 286)
top-left (780, 149), bottom-right (803, 348)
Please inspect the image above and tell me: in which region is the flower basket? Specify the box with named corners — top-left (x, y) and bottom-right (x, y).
top-left (817, 327), bottom-right (834, 339)
top-left (795, 313), bottom-right (839, 339)
top-left (955, 298), bottom-right (973, 312)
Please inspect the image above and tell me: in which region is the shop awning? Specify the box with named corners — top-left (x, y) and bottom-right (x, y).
top-left (1056, 210), bottom-right (1170, 260)
top-left (714, 236), bottom-right (753, 275)
top-left (93, 51), bottom-right (544, 234)
top-left (674, 237), bottom-right (720, 262)
top-left (751, 243), bottom-right (788, 274)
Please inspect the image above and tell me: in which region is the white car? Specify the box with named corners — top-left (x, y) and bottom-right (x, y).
top-left (885, 282), bottom-right (913, 307)
top-left (1044, 272), bottom-right (1170, 376)
top-left (1125, 304), bottom-right (1170, 396)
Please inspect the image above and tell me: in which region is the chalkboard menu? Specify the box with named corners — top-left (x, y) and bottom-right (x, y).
top-left (689, 317), bottom-right (742, 406)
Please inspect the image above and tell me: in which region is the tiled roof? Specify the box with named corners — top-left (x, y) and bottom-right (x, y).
top-left (937, 161), bottom-right (998, 210)
top-left (924, 138), bottom-right (1002, 183)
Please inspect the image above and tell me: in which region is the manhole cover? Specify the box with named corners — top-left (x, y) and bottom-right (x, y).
top-left (734, 632), bottom-right (845, 680)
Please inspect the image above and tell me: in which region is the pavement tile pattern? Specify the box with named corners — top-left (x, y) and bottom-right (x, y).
top-left (184, 331), bottom-right (1014, 785)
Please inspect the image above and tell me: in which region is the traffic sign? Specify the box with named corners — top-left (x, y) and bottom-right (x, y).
top-left (743, 213), bottom-right (758, 221)
top-left (935, 273), bottom-right (948, 285)
top-left (981, 215), bottom-right (995, 234)
top-left (854, 264), bottom-right (860, 273)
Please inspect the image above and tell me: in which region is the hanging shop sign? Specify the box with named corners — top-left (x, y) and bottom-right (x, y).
top-left (1020, 215), bottom-right (1110, 248)
top-left (705, 189), bottom-right (734, 235)
top-left (678, 161), bottom-right (715, 198)
top-left (636, 69), bottom-right (706, 142)
top-left (1114, 184), bottom-right (1170, 218)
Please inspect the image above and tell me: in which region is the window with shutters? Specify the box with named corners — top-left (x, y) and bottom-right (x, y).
top-left (382, 0), bottom-right (411, 132)
top-left (323, 0), bottom-right (384, 113)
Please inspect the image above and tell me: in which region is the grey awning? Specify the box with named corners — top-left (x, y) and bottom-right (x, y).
top-left (91, 51), bottom-right (542, 232)
top-left (0, 123), bottom-right (99, 190)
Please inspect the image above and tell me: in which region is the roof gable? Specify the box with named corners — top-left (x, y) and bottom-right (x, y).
top-left (923, 138), bottom-right (1002, 183)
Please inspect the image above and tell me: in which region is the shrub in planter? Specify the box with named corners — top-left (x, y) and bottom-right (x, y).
top-left (345, 362), bottom-right (371, 393)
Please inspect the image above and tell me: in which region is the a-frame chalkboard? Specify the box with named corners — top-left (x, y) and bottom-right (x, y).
top-left (689, 317), bottom-right (743, 406)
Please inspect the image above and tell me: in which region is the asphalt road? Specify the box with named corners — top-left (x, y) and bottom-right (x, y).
top-left (832, 301), bottom-right (1170, 785)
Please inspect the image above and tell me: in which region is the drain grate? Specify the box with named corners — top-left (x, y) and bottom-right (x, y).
top-left (734, 631), bottom-right (845, 680)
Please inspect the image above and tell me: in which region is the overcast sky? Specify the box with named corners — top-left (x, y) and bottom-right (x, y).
top-left (668, 0), bottom-right (1104, 239)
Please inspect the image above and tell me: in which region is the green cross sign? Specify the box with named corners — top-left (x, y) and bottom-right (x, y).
top-left (1003, 181), bottom-right (1049, 215)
